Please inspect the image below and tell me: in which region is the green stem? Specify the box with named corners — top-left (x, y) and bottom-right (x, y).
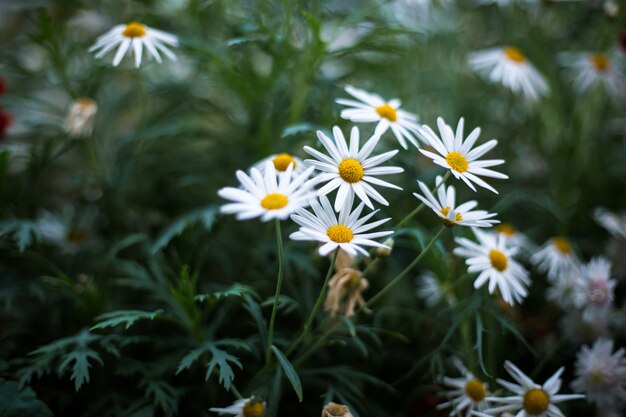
top-left (393, 171), bottom-right (451, 231)
top-left (266, 220), bottom-right (285, 364)
top-left (286, 249), bottom-right (339, 356)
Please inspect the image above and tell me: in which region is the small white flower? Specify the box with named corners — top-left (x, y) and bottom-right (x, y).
top-left (413, 175), bottom-right (499, 228)
top-left (454, 228), bottom-right (530, 305)
top-left (438, 358), bottom-right (490, 417)
top-left (336, 85), bottom-right (423, 149)
top-left (418, 117), bottom-right (508, 194)
top-left (531, 237), bottom-right (578, 282)
top-left (218, 161), bottom-right (316, 221)
top-left (253, 153), bottom-right (306, 175)
top-left (304, 126), bottom-right (403, 212)
top-left (546, 269), bottom-right (582, 309)
top-left (89, 22), bottom-right (178, 67)
top-left (417, 271), bottom-right (455, 307)
top-left (573, 257), bottom-right (616, 323)
top-left (209, 397), bottom-right (266, 417)
top-left (560, 52), bottom-right (625, 96)
top-left (572, 339), bottom-right (626, 408)
top-left (594, 207), bottom-right (626, 239)
top-left (290, 193), bottom-right (393, 257)
top-left (64, 97), bottom-right (97, 138)
top-left (468, 47), bottom-right (549, 101)
top-left (483, 361), bottom-right (584, 417)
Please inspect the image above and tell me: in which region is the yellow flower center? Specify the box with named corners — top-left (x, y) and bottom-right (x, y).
top-left (489, 249), bottom-right (508, 271)
top-left (327, 225), bottom-right (354, 243)
top-left (552, 237), bottom-right (571, 255)
top-left (523, 389), bottom-right (549, 415)
top-left (496, 223), bottom-right (517, 237)
top-left (440, 207), bottom-right (463, 227)
top-left (375, 104), bottom-right (397, 122)
top-left (465, 379), bottom-right (486, 402)
top-left (123, 22), bottom-right (147, 38)
top-left (67, 228), bottom-right (87, 243)
top-left (338, 158), bottom-right (364, 183)
top-left (272, 153), bottom-right (296, 171)
top-left (504, 47), bottom-right (526, 63)
top-left (445, 152), bottom-right (469, 173)
top-left (323, 403), bottom-right (350, 417)
top-left (590, 53), bottom-right (610, 72)
top-left (243, 400), bottom-right (265, 417)
top-left (260, 193), bottom-right (288, 210)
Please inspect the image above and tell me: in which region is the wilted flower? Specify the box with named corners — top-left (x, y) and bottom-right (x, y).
top-left (210, 398), bottom-right (266, 417)
top-left (324, 267), bottom-right (369, 317)
top-left (64, 98), bottom-right (97, 137)
top-left (322, 402), bottom-right (353, 417)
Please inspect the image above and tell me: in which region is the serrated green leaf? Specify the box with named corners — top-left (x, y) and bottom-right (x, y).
top-left (0, 380), bottom-right (53, 417)
top-left (91, 309), bottom-right (165, 331)
top-left (194, 283), bottom-right (254, 303)
top-left (0, 220), bottom-right (41, 252)
top-left (271, 345), bottom-right (303, 402)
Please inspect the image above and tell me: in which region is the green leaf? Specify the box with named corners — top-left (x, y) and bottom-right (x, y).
top-left (194, 284), bottom-right (255, 303)
top-left (150, 206), bottom-right (217, 254)
top-left (91, 309), bottom-right (165, 331)
top-left (0, 220), bottom-right (41, 252)
top-left (271, 345), bottom-right (303, 402)
top-left (0, 380), bottom-right (53, 417)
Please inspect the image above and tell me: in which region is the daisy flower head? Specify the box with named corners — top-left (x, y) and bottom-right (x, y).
top-left (437, 357), bottom-right (490, 417)
top-left (468, 46), bottom-right (549, 101)
top-left (560, 52), bottom-right (625, 96)
top-left (89, 22), bottom-right (178, 67)
top-left (572, 339), bottom-right (626, 408)
top-left (454, 228), bottom-right (530, 305)
top-left (289, 193), bottom-right (393, 257)
top-left (417, 271), bottom-right (456, 307)
top-left (573, 257), bottom-right (616, 322)
top-left (418, 117), bottom-right (508, 194)
top-left (209, 397), bottom-right (266, 417)
top-left (484, 361), bottom-right (585, 417)
top-left (546, 269), bottom-right (582, 309)
top-left (253, 152), bottom-right (306, 175)
top-left (303, 126), bottom-right (404, 212)
top-left (64, 97), bottom-right (98, 138)
top-left (336, 85), bottom-right (422, 149)
top-left (413, 175), bottom-right (499, 228)
top-left (530, 237), bottom-right (578, 282)
top-left (218, 161), bottom-right (316, 222)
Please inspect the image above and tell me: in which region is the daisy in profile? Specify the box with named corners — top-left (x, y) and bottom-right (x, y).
top-left (210, 397), bottom-right (266, 417)
top-left (454, 228), bottom-right (530, 305)
top-left (336, 85), bottom-right (422, 149)
top-left (483, 361), bottom-right (584, 417)
top-left (594, 207), bottom-right (626, 239)
top-left (573, 257), bottom-right (616, 323)
top-left (418, 117), bottom-right (508, 194)
top-left (89, 22), bottom-right (178, 67)
top-left (560, 52), bottom-right (624, 96)
top-left (437, 358), bottom-right (490, 417)
top-left (572, 339), bottom-right (626, 408)
top-left (290, 194), bottom-right (393, 257)
top-left (218, 161), bottom-right (316, 221)
top-left (413, 175), bottom-right (499, 228)
top-left (530, 237), bottom-right (578, 282)
top-left (253, 152), bottom-right (305, 175)
top-left (468, 46), bottom-right (549, 101)
top-left (304, 126), bottom-right (403, 212)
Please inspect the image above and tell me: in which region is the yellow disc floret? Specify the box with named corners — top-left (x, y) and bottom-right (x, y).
top-left (243, 400), bottom-right (265, 417)
top-left (590, 53), bottom-right (610, 72)
top-left (375, 104), bottom-right (398, 122)
top-left (523, 389), bottom-right (549, 415)
top-left (327, 225), bottom-right (354, 243)
top-left (338, 158), bottom-right (364, 183)
top-left (465, 379), bottom-right (487, 402)
top-left (496, 223), bottom-right (517, 237)
top-left (552, 237), bottom-right (571, 255)
top-left (445, 152), bottom-right (469, 173)
top-left (123, 22), bottom-right (147, 38)
top-left (489, 249), bottom-right (508, 271)
top-left (504, 47), bottom-right (526, 63)
top-left (440, 207), bottom-right (463, 227)
top-left (260, 193), bottom-right (288, 210)
top-left (272, 153), bottom-right (296, 171)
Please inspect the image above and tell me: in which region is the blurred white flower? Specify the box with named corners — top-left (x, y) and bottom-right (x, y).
top-left (64, 98), bottom-right (97, 138)
top-left (417, 271), bottom-right (455, 307)
top-left (560, 52), bottom-right (625, 96)
top-left (210, 398), bottom-right (265, 417)
top-left (36, 207), bottom-right (97, 253)
top-left (418, 117), bottom-right (508, 194)
top-left (531, 237), bottom-right (578, 282)
top-left (546, 268), bottom-right (582, 309)
top-left (594, 207), bottom-right (626, 239)
top-left (494, 223), bottom-right (535, 257)
top-left (572, 339), bottom-right (626, 408)
top-left (337, 85), bottom-right (422, 150)
top-left (573, 257), bottom-right (616, 323)
top-left (438, 358), bottom-right (490, 417)
top-left (89, 22), bottom-right (178, 67)
top-left (468, 47), bottom-right (549, 101)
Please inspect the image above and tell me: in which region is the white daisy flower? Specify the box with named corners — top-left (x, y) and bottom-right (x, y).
top-left (89, 22), bottom-right (178, 67)
top-left (417, 271), bottom-right (456, 307)
top-left (253, 152), bottom-right (306, 175)
top-left (573, 257), bottom-right (616, 323)
top-left (530, 237), bottom-right (578, 282)
top-left (483, 361), bottom-right (585, 417)
top-left (64, 97), bottom-right (97, 138)
top-left (289, 194), bottom-right (393, 257)
top-left (468, 47), bottom-right (549, 101)
top-left (218, 161), bottom-right (316, 222)
top-left (336, 85), bottom-right (423, 150)
top-left (413, 175), bottom-right (499, 228)
top-left (494, 223), bottom-right (536, 257)
top-left (546, 269), bottom-right (582, 309)
top-left (572, 339), bottom-right (626, 408)
top-left (303, 126), bottom-right (403, 212)
top-left (209, 397), bottom-right (266, 417)
top-left (561, 52), bottom-right (625, 96)
top-left (594, 207), bottom-right (626, 239)
top-left (418, 117), bottom-right (508, 194)
top-left (454, 228), bottom-right (530, 305)
top-left (438, 358), bottom-right (490, 417)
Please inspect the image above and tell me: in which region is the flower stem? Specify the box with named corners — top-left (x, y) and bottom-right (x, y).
top-left (393, 171), bottom-right (451, 231)
top-left (286, 249), bottom-right (338, 356)
top-left (266, 220), bottom-right (285, 364)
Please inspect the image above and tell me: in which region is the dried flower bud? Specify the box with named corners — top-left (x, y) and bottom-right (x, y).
top-left (64, 98), bottom-right (97, 138)
top-left (324, 268), bottom-right (369, 317)
top-left (322, 402), bottom-right (353, 417)
top-left (376, 238), bottom-right (394, 257)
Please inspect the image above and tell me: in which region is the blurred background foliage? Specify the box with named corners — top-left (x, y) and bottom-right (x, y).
top-left (0, 0), bottom-right (625, 416)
